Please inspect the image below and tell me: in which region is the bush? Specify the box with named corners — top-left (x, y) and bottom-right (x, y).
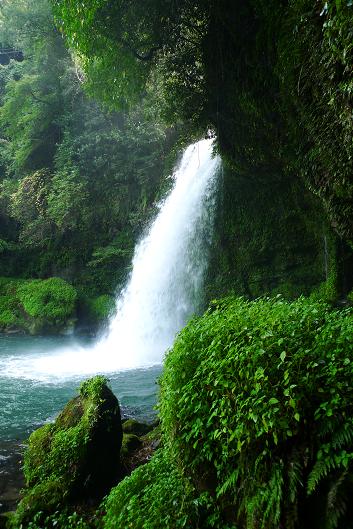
top-left (0, 276), bottom-right (77, 333)
top-left (25, 510), bottom-right (94, 529)
top-left (103, 449), bottom-right (228, 529)
top-left (0, 295), bottom-right (17, 326)
top-left (86, 294), bottom-right (115, 322)
top-left (0, 277), bottom-right (27, 330)
top-left (18, 277), bottom-right (77, 323)
top-left (160, 296), bottom-right (353, 529)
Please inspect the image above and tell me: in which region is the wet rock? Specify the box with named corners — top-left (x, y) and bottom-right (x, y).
top-left (122, 418), bottom-right (154, 437)
top-left (121, 433), bottom-right (143, 457)
top-left (122, 425), bottom-right (161, 474)
top-left (0, 441), bottom-right (25, 514)
top-left (13, 376), bottom-right (123, 527)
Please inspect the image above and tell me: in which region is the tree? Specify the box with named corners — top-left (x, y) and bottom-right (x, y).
top-left (52, 0), bottom-right (209, 121)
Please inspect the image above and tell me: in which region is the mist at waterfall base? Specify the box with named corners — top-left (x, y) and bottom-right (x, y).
top-left (0, 139), bottom-right (220, 445)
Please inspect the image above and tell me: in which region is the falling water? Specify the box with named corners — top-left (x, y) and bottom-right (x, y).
top-left (1, 139), bottom-right (220, 380)
top-left (96, 138), bottom-right (220, 366)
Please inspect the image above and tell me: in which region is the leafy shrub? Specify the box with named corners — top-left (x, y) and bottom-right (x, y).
top-left (26, 510), bottom-right (94, 529)
top-left (18, 277), bottom-right (77, 323)
top-left (86, 294), bottom-right (115, 322)
top-left (0, 277), bottom-right (27, 329)
top-left (160, 296), bottom-right (353, 529)
top-left (0, 276), bottom-right (77, 332)
top-left (0, 295), bottom-right (17, 325)
top-left (103, 449), bottom-right (229, 529)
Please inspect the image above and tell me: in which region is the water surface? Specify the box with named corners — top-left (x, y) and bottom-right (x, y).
top-left (0, 334), bottom-right (161, 444)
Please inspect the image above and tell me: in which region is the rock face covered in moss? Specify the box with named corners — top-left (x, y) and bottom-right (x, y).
top-left (206, 166), bottom-right (340, 301)
top-left (13, 376), bottom-right (123, 528)
top-left (202, 1), bottom-right (353, 301)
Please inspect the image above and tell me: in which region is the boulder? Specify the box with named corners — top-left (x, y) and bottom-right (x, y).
top-left (122, 419), bottom-right (154, 437)
top-left (121, 433), bottom-right (143, 457)
top-left (13, 376), bottom-right (123, 527)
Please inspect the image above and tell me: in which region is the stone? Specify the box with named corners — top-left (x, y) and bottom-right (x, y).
top-left (13, 376), bottom-right (123, 527)
top-left (122, 419), bottom-right (154, 437)
top-left (121, 433), bottom-right (143, 457)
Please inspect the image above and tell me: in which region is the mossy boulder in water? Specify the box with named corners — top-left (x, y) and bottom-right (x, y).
top-left (13, 376), bottom-right (123, 527)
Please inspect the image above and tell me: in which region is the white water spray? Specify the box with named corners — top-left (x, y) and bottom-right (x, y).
top-left (1, 139), bottom-right (220, 381)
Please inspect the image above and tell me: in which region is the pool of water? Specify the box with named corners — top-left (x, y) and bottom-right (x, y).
top-left (0, 334), bottom-right (162, 444)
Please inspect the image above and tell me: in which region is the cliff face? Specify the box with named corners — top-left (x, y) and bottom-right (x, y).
top-left (201, 0), bottom-right (353, 300)
top-left (206, 165), bottom-right (338, 301)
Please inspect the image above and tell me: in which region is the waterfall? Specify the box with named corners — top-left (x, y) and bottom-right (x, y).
top-left (95, 138), bottom-right (220, 367)
top-left (1, 139), bottom-right (220, 380)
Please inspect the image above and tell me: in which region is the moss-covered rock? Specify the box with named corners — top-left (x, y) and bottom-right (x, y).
top-left (121, 433), bottom-right (142, 457)
top-left (13, 481), bottom-right (66, 527)
top-left (76, 293), bottom-right (115, 332)
top-left (13, 376), bottom-right (123, 528)
top-left (122, 419), bottom-right (153, 437)
top-left (86, 295), bottom-right (115, 322)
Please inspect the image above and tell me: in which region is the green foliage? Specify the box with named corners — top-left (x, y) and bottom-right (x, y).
top-left (18, 277), bottom-right (77, 323)
top-left (51, 0), bottom-right (208, 119)
top-left (26, 510), bottom-right (94, 529)
top-left (103, 449), bottom-right (229, 529)
top-left (11, 480), bottom-right (67, 529)
top-left (80, 374), bottom-right (108, 400)
top-left (206, 164), bottom-right (337, 301)
top-left (0, 276), bottom-right (77, 333)
top-left (85, 295), bottom-right (115, 322)
top-left (0, 0), bottom-right (181, 296)
top-left (160, 296), bottom-right (353, 528)
top-left (272, 0), bottom-right (353, 244)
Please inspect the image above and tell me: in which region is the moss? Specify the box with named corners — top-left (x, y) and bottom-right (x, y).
top-left (121, 433), bottom-right (142, 457)
top-left (122, 419), bottom-right (152, 437)
top-left (206, 166), bottom-right (338, 303)
top-left (16, 376), bottom-right (123, 527)
top-left (17, 277), bottom-right (77, 324)
top-left (11, 481), bottom-right (66, 528)
top-left (86, 295), bottom-right (115, 322)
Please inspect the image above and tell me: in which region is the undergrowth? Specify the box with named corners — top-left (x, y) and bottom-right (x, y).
top-left (103, 449), bottom-right (230, 529)
top-left (160, 296), bottom-right (353, 529)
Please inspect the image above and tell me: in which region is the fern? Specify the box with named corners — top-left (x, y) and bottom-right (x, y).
top-left (308, 456), bottom-right (344, 495)
top-left (331, 422), bottom-right (353, 451)
top-left (326, 470), bottom-right (348, 529)
top-left (287, 454), bottom-right (303, 503)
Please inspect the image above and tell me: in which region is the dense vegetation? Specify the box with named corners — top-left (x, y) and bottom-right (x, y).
top-left (53, 0), bottom-right (353, 299)
top-left (52, 0), bottom-right (353, 248)
top-left (101, 297), bottom-right (353, 529)
top-left (1, 0), bottom-right (352, 332)
top-left (13, 298), bottom-right (353, 528)
top-left (0, 276), bottom-right (76, 333)
top-left (0, 0), bottom-right (183, 331)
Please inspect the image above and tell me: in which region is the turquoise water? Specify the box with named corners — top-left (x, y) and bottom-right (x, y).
top-left (0, 335), bottom-right (161, 444)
